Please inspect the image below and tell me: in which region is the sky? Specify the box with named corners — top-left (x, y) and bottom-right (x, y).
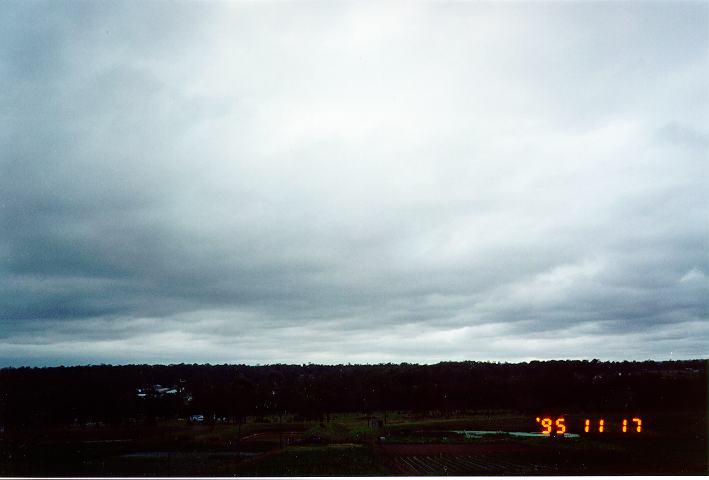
top-left (0, 1), bottom-right (707, 367)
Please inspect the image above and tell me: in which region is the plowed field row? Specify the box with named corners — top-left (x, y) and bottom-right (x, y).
top-left (389, 454), bottom-right (556, 475)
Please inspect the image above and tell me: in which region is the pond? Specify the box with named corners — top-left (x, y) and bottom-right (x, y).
top-left (453, 430), bottom-right (580, 439)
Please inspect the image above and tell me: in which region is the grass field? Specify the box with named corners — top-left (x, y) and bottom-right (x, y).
top-left (1, 409), bottom-right (706, 476)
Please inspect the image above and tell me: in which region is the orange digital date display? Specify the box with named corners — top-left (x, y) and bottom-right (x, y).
top-left (535, 416), bottom-right (642, 435)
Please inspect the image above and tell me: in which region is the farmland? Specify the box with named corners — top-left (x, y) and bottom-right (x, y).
top-left (1, 409), bottom-right (706, 476)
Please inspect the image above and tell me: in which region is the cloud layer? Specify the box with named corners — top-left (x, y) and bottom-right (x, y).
top-left (1, 1), bottom-right (707, 366)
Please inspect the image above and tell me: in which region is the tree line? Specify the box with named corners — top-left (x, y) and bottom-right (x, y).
top-left (0, 359), bottom-right (705, 428)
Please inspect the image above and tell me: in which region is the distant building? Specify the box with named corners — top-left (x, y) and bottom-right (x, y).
top-left (136, 384), bottom-right (186, 399)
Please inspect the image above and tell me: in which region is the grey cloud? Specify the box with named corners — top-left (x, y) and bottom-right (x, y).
top-left (0, 1), bottom-right (707, 366)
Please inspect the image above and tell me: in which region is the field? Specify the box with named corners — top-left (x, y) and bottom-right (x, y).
top-left (1, 409), bottom-right (706, 476)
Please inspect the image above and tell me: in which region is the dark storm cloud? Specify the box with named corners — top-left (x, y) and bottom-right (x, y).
top-left (0, 1), bottom-right (707, 365)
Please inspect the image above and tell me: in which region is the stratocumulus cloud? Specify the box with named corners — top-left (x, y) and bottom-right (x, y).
top-left (0, 1), bottom-right (707, 366)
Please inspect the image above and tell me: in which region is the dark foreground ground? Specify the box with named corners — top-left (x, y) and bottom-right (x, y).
top-left (1, 409), bottom-right (706, 476)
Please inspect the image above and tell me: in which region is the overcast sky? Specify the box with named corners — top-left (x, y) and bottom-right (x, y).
top-left (1, 1), bottom-right (707, 367)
